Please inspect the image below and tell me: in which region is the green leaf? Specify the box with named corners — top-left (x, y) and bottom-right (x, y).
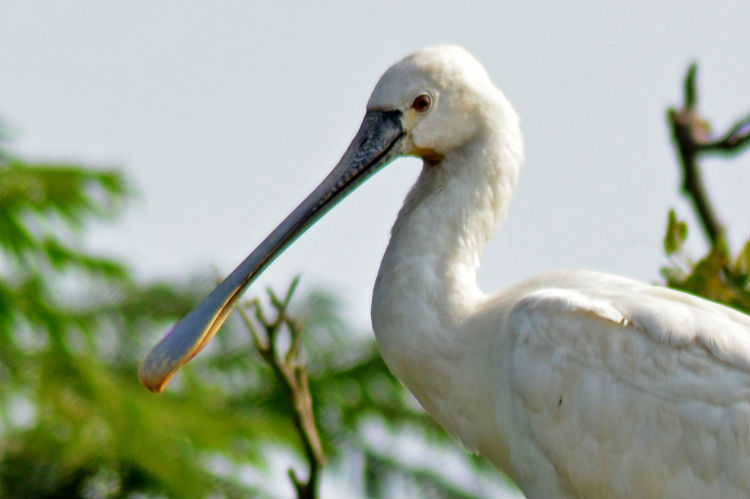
top-left (733, 240), bottom-right (750, 275)
top-left (663, 209), bottom-right (688, 256)
top-left (683, 62), bottom-right (698, 110)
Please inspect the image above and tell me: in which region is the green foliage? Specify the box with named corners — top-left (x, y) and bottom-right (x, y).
top-left (0, 145), bottom-right (281, 498)
top-left (661, 207), bottom-right (750, 314)
top-left (663, 209), bottom-right (688, 256)
top-left (663, 62), bottom-right (750, 313)
top-left (0, 131), bottom-right (508, 498)
top-left (683, 63), bottom-right (698, 111)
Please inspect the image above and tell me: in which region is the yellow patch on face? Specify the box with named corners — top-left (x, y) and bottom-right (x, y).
top-left (412, 146), bottom-right (444, 164)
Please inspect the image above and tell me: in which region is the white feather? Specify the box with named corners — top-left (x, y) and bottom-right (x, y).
top-left (370, 46), bottom-right (749, 498)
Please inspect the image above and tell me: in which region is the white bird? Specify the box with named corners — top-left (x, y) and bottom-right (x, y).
top-left (139, 46), bottom-right (750, 498)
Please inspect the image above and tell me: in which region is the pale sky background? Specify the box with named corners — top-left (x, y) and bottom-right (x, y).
top-left (1, 1), bottom-right (748, 336)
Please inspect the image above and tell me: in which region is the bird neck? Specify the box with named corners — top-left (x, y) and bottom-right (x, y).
top-left (372, 115), bottom-right (522, 370)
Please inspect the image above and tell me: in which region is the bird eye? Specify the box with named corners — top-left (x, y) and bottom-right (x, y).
top-left (411, 94), bottom-right (432, 113)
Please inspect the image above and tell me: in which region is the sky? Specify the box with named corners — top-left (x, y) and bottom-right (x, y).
top-left (1, 1), bottom-right (748, 336)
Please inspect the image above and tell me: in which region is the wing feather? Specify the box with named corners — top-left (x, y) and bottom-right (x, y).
top-left (501, 272), bottom-right (749, 498)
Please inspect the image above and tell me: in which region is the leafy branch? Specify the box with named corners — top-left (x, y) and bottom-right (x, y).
top-left (663, 64), bottom-right (750, 312)
top-left (237, 278), bottom-right (325, 499)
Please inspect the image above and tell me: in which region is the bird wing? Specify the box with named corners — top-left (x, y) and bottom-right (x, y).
top-left (502, 272), bottom-right (750, 498)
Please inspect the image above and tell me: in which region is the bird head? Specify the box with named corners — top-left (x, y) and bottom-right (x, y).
top-left (138, 45), bottom-right (514, 393)
top-left (368, 45), bottom-right (508, 162)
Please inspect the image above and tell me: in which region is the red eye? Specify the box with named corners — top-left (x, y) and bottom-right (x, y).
top-left (412, 94), bottom-right (432, 112)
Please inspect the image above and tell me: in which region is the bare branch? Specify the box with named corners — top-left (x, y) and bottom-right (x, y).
top-left (667, 64), bottom-right (750, 248)
top-left (668, 107), bottom-right (724, 246)
top-left (696, 114), bottom-right (750, 153)
top-left (236, 280), bottom-right (324, 499)
top-left (240, 298), bottom-right (267, 353)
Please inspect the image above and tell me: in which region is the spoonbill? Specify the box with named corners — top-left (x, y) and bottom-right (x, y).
top-left (140, 46), bottom-right (750, 498)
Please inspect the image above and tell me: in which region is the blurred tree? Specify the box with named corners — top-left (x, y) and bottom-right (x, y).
top-left (0, 134), bottom-right (276, 498)
top-left (0, 127), bottom-right (509, 498)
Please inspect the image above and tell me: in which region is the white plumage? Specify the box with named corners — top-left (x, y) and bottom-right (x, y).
top-left (140, 46), bottom-right (750, 498)
top-left (368, 47), bottom-right (749, 498)
top-left (369, 47), bottom-right (749, 498)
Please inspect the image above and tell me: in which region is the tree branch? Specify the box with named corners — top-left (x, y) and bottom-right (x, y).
top-left (695, 114), bottom-right (750, 153)
top-left (667, 63), bottom-right (750, 247)
top-left (237, 277), bottom-right (324, 499)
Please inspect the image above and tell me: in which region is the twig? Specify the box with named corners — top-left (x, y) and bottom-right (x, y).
top-left (696, 114), bottom-right (750, 153)
top-left (237, 277), bottom-right (325, 499)
top-left (667, 63), bottom-right (750, 248)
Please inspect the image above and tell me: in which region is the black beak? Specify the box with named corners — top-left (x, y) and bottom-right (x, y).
top-left (139, 110), bottom-right (405, 392)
